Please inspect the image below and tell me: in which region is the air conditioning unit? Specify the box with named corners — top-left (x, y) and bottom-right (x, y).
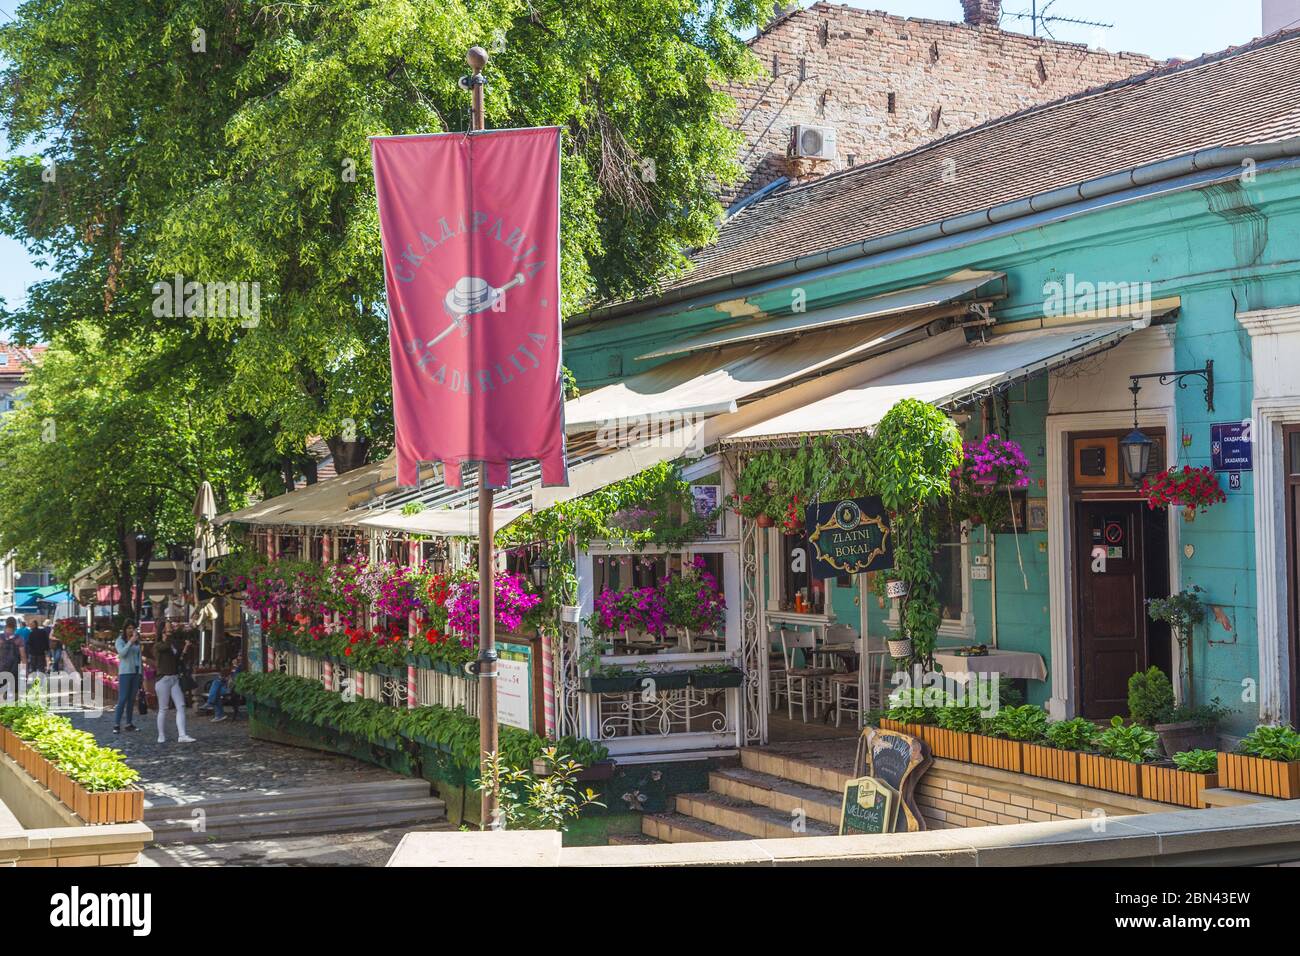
top-left (790, 124), bottom-right (837, 160)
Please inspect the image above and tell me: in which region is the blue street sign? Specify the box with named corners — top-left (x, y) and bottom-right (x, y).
top-left (1210, 421), bottom-right (1253, 472)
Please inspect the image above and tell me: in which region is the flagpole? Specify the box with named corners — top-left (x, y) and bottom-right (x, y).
top-left (464, 44), bottom-right (499, 830)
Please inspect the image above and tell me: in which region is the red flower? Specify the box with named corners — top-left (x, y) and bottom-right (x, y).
top-left (343, 647), bottom-right (353, 657)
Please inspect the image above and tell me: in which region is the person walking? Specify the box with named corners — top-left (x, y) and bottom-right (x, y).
top-left (0, 617), bottom-right (26, 703)
top-left (26, 619), bottom-right (50, 675)
top-left (113, 622), bottom-right (143, 734)
top-left (151, 621), bottom-right (195, 743)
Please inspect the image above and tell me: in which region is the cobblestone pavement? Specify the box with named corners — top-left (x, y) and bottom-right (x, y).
top-left (138, 827), bottom-right (434, 867)
top-left (66, 704), bottom-right (398, 808)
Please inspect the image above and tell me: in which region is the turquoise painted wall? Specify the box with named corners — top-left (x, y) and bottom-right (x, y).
top-left (568, 162), bottom-right (1300, 733)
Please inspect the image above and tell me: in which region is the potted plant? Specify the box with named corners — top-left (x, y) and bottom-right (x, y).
top-left (1078, 717), bottom-right (1158, 797)
top-left (690, 664), bottom-right (744, 689)
top-left (926, 701), bottom-right (979, 761)
top-left (1145, 587), bottom-right (1207, 708)
top-left (1139, 466), bottom-right (1225, 523)
top-left (950, 433), bottom-right (1032, 527)
top-left (1219, 724), bottom-right (1300, 798)
top-left (879, 687), bottom-right (934, 736)
top-left (1140, 749), bottom-right (1219, 808)
top-left (1023, 717), bottom-right (1098, 784)
top-left (1129, 663), bottom-right (1230, 754)
top-left (972, 704), bottom-right (1046, 772)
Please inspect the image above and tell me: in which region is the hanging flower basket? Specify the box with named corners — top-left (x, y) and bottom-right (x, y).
top-left (887, 637), bottom-right (913, 659)
top-left (1139, 466), bottom-right (1225, 519)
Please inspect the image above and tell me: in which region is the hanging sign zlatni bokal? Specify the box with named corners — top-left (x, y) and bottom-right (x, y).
top-left (803, 496), bottom-right (893, 579)
top-left (370, 127), bottom-right (567, 490)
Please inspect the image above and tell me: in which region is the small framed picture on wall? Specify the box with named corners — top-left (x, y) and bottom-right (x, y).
top-left (1027, 500), bottom-right (1048, 532)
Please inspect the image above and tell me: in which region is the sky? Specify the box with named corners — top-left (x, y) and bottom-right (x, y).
top-left (0, 0), bottom-right (1275, 321)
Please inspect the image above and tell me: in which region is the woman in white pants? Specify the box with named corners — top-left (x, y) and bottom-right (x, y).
top-left (151, 623), bottom-right (195, 743)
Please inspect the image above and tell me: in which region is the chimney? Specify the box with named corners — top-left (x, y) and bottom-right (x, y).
top-left (961, 0), bottom-right (1002, 27)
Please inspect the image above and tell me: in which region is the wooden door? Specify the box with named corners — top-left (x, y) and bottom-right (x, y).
top-left (1076, 501), bottom-right (1147, 718)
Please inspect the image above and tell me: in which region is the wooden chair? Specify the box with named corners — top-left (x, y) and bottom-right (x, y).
top-left (830, 673), bottom-right (860, 727)
top-left (780, 630), bottom-right (835, 722)
top-left (768, 628), bottom-right (787, 711)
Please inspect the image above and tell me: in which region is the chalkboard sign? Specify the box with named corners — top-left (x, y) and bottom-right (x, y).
top-left (855, 728), bottom-right (931, 832)
top-left (840, 776), bottom-right (899, 835)
top-left (804, 497), bottom-right (893, 580)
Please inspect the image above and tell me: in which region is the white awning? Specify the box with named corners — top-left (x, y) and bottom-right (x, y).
top-left (726, 319), bottom-right (1146, 442)
top-left (217, 460), bottom-right (394, 527)
top-left (352, 507), bottom-right (529, 536)
top-left (563, 310), bottom-right (936, 433)
top-left (635, 270), bottom-right (1005, 360)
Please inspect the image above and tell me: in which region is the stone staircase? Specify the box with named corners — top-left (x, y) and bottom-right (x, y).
top-left (640, 748), bottom-right (844, 842)
top-left (146, 778), bottom-right (448, 844)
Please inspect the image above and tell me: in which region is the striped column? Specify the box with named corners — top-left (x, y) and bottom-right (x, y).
top-left (542, 632), bottom-right (555, 737)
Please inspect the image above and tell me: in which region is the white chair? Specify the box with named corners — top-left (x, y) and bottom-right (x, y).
top-left (780, 630), bottom-right (835, 722)
top-left (768, 628), bottom-right (787, 711)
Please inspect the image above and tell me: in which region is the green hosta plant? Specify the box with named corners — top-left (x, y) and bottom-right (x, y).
top-left (1239, 724), bottom-right (1300, 762)
top-left (475, 747), bottom-right (606, 832)
top-left (981, 704), bottom-right (1048, 742)
top-left (1097, 716), bottom-right (1159, 764)
top-left (1171, 749), bottom-right (1218, 774)
top-left (887, 687), bottom-right (949, 726)
top-left (934, 703), bottom-right (982, 733)
top-left (1043, 717), bottom-right (1101, 752)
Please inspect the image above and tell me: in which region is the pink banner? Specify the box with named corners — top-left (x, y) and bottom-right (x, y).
top-left (372, 127), bottom-right (567, 488)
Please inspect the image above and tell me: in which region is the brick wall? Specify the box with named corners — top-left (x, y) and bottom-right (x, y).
top-left (724, 2), bottom-right (1159, 203)
top-left (917, 758), bottom-right (1171, 829)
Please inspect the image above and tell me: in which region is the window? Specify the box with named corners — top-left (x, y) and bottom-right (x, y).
top-left (589, 549), bottom-right (729, 654)
top-left (887, 507), bottom-right (970, 636)
top-left (767, 531), bottom-right (829, 616)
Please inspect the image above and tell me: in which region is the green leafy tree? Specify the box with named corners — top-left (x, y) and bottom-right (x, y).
top-left (0, 325), bottom-right (256, 621)
top-left (0, 0), bottom-right (765, 475)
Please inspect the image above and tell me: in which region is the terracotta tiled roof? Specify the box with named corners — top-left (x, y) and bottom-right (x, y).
top-left (0, 343), bottom-right (47, 379)
top-left (657, 29), bottom-right (1300, 301)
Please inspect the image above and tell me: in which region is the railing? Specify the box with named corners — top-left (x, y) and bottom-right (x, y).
top-left (556, 625), bottom-right (743, 758)
top-left (272, 646), bottom-right (477, 715)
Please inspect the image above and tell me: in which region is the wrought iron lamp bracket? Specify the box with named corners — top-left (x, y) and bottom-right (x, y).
top-left (1128, 359), bottom-right (1214, 413)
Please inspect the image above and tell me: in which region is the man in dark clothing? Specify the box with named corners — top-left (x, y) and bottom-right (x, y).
top-left (25, 619), bottom-right (50, 674)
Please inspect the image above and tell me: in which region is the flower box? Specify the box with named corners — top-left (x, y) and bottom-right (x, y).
top-left (1217, 752), bottom-right (1300, 799)
top-left (878, 718), bottom-right (925, 736)
top-left (582, 674), bottom-right (647, 694)
top-left (73, 782), bottom-right (145, 825)
top-left (1077, 753), bottom-right (1142, 797)
top-left (689, 668), bottom-right (744, 689)
top-left (1140, 763), bottom-right (1217, 808)
top-left (970, 735), bottom-right (1022, 772)
top-left (648, 672), bottom-right (692, 691)
top-left (577, 759), bottom-right (618, 782)
top-left (1021, 742), bottom-right (1079, 784)
top-left (918, 726), bottom-right (971, 762)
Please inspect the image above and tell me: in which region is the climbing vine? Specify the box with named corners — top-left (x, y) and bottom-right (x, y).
top-left (869, 399), bottom-right (963, 670)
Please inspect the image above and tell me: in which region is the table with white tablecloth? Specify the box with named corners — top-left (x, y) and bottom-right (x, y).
top-left (931, 649), bottom-right (1047, 684)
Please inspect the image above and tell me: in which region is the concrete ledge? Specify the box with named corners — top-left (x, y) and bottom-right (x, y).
top-left (388, 829), bottom-right (562, 867)
top-left (374, 800), bottom-right (1300, 867)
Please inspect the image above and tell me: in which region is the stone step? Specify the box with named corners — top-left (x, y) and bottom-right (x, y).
top-left (641, 811), bottom-right (751, 843)
top-left (740, 747), bottom-right (851, 794)
top-left (709, 766), bottom-right (842, 827)
top-left (144, 778), bottom-right (433, 820)
top-left (607, 832), bottom-right (662, 846)
top-left (675, 790), bottom-right (838, 839)
top-left (1200, 787), bottom-right (1283, 808)
top-left (148, 796), bottom-right (447, 844)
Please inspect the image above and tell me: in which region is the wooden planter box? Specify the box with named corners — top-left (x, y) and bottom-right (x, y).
top-left (1021, 742), bottom-right (1080, 784)
top-left (878, 718), bottom-right (926, 737)
top-left (1078, 753), bottom-right (1142, 797)
top-left (1218, 752), bottom-right (1300, 799)
top-left (73, 783), bottom-right (145, 825)
top-left (970, 735), bottom-right (1022, 772)
top-left (919, 726), bottom-right (971, 762)
top-left (1140, 764), bottom-right (1218, 808)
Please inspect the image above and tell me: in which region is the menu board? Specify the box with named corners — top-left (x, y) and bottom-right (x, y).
top-left (840, 776), bottom-right (899, 835)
